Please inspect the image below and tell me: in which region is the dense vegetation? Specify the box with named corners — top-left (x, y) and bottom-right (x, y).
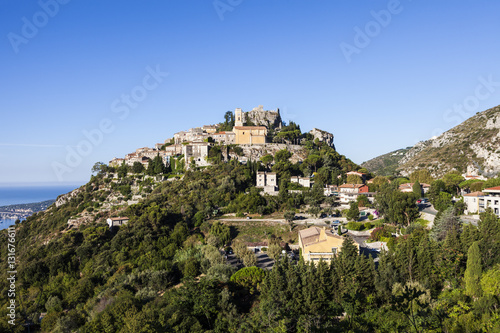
top-left (1, 143), bottom-right (499, 332)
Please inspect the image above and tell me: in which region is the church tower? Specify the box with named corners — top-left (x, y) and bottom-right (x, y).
top-left (234, 108), bottom-right (243, 127)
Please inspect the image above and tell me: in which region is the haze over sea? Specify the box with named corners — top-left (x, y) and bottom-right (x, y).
top-left (0, 184), bottom-right (81, 230)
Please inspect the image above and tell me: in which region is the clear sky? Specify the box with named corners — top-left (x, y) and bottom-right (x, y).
top-left (1, 0), bottom-right (499, 185)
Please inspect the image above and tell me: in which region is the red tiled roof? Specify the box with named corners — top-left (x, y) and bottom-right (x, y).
top-left (463, 191), bottom-right (484, 197)
top-left (484, 186), bottom-right (500, 191)
top-left (339, 184), bottom-right (365, 188)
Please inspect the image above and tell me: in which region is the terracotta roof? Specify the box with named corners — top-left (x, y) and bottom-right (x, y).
top-left (109, 217), bottom-right (129, 221)
top-left (463, 191), bottom-right (484, 197)
top-left (299, 227), bottom-right (320, 238)
top-left (347, 171), bottom-right (366, 175)
top-left (484, 186), bottom-right (500, 191)
top-left (339, 184), bottom-right (365, 188)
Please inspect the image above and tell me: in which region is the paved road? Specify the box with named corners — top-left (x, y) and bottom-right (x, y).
top-left (419, 203), bottom-right (437, 215)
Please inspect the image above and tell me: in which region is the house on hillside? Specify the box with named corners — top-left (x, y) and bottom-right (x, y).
top-left (298, 227), bottom-right (358, 264)
top-left (338, 184), bottom-right (369, 203)
top-left (481, 186), bottom-right (500, 216)
top-left (324, 184), bottom-right (339, 196)
top-left (290, 176), bottom-right (312, 188)
top-left (256, 171), bottom-right (278, 195)
top-left (462, 191), bottom-right (484, 214)
top-left (399, 183), bottom-right (431, 196)
top-left (107, 217), bottom-right (129, 228)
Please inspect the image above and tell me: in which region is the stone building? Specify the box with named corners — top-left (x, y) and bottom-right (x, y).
top-left (182, 142), bottom-right (211, 167)
top-left (233, 126), bottom-right (267, 145)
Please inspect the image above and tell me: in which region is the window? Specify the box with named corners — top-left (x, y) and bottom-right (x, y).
top-left (332, 248), bottom-right (337, 254)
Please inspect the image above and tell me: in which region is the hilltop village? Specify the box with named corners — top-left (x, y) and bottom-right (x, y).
top-left (3, 105), bottom-right (500, 332)
top-left (109, 105), bottom-right (333, 169)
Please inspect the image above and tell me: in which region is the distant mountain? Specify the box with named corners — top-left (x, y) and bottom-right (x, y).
top-left (363, 105), bottom-right (500, 178)
top-left (361, 148), bottom-right (411, 176)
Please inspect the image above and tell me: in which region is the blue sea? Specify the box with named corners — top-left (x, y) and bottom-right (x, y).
top-left (0, 185), bottom-right (80, 230)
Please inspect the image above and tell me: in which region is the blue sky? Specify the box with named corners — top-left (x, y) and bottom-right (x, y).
top-left (1, 0), bottom-right (499, 185)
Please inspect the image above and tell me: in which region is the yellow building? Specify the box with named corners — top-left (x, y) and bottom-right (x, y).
top-left (233, 126), bottom-right (267, 144)
top-left (298, 227), bottom-right (358, 264)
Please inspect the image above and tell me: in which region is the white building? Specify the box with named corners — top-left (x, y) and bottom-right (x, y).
top-left (107, 217), bottom-right (129, 228)
top-left (256, 171), bottom-right (278, 195)
top-left (182, 142), bottom-right (211, 167)
top-left (463, 191), bottom-right (484, 214)
top-left (291, 176), bottom-right (312, 188)
top-left (338, 184), bottom-right (369, 203)
top-left (481, 186), bottom-right (500, 216)
top-left (462, 186), bottom-right (500, 216)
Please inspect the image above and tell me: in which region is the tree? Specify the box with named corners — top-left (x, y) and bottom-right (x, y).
top-left (260, 154), bottom-right (274, 170)
top-left (346, 174), bottom-right (363, 184)
top-left (430, 206), bottom-right (461, 241)
top-left (267, 244), bottom-right (282, 261)
top-left (275, 149), bottom-right (292, 163)
top-left (464, 241), bottom-right (482, 298)
top-left (356, 195), bottom-right (370, 208)
top-left (91, 161), bottom-right (107, 175)
top-left (443, 171), bottom-right (464, 195)
top-left (241, 251), bottom-right (257, 267)
top-left (391, 281), bottom-right (431, 333)
top-left (132, 162), bottom-right (144, 174)
top-left (412, 181), bottom-right (422, 199)
top-left (117, 161), bottom-right (129, 178)
top-left (346, 201), bottom-right (359, 221)
top-left (480, 264), bottom-right (500, 297)
top-left (210, 222), bottom-right (231, 247)
top-left (478, 208), bottom-right (500, 268)
top-left (230, 267), bottom-right (266, 294)
top-left (387, 191), bottom-right (419, 226)
top-left (409, 169), bottom-right (433, 184)
top-left (433, 192), bottom-right (453, 212)
top-left (284, 211), bottom-right (295, 231)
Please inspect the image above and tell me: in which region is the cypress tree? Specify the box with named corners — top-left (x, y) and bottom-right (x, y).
top-left (464, 241), bottom-right (482, 298)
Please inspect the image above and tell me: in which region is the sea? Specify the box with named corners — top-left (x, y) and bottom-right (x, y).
top-left (0, 185), bottom-right (80, 230)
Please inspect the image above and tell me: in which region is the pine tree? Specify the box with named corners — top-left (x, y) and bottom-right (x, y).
top-left (464, 241), bottom-right (482, 298)
top-left (478, 208), bottom-right (500, 268)
top-left (412, 181), bottom-right (422, 199)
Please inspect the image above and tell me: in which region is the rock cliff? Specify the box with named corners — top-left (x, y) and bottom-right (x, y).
top-left (243, 105), bottom-right (282, 129)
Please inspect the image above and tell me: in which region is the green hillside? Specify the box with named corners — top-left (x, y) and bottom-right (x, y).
top-left (361, 148), bottom-right (411, 176)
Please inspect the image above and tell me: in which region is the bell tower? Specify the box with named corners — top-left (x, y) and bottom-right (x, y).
top-left (234, 108), bottom-right (243, 127)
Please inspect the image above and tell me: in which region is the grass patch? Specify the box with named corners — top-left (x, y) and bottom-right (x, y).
top-left (415, 218), bottom-right (430, 227)
top-left (220, 220), bottom-right (306, 244)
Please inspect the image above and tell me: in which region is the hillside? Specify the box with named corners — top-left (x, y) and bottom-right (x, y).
top-left (398, 105), bottom-right (500, 177)
top-left (361, 147), bottom-right (411, 176)
top-left (363, 105), bottom-right (500, 178)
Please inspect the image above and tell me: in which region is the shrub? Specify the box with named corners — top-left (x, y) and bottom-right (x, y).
top-left (370, 225), bottom-right (393, 241)
top-left (346, 221), bottom-right (364, 231)
top-left (368, 214), bottom-right (374, 221)
top-left (364, 222), bottom-right (372, 230)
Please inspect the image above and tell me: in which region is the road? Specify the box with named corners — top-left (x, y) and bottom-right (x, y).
top-left (419, 203), bottom-right (437, 215)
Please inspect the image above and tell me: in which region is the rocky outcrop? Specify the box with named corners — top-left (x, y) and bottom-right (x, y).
top-left (226, 143), bottom-right (307, 164)
top-left (309, 128), bottom-right (335, 148)
top-left (55, 187), bottom-right (82, 207)
top-left (397, 105), bottom-right (500, 177)
top-left (243, 105), bottom-right (282, 129)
